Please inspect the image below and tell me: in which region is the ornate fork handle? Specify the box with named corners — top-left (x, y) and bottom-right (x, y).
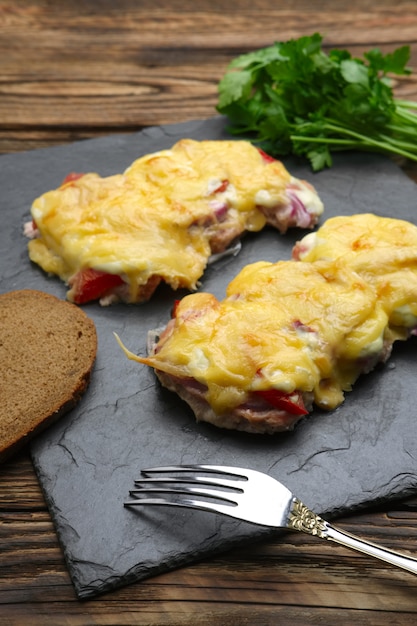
top-left (289, 498), bottom-right (417, 575)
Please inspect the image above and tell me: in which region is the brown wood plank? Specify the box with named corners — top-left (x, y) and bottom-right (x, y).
top-left (1, 1), bottom-right (417, 153)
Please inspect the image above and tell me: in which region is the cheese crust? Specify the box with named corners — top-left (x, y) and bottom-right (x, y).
top-left (26, 139), bottom-right (323, 304)
top-left (293, 213), bottom-right (417, 338)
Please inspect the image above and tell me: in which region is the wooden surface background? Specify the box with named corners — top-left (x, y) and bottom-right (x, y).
top-left (1, 1), bottom-right (417, 624)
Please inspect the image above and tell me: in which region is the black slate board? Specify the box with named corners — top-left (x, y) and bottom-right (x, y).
top-left (1, 117), bottom-right (417, 599)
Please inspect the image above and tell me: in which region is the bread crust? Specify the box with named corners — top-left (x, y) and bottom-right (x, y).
top-left (0, 290), bottom-right (97, 463)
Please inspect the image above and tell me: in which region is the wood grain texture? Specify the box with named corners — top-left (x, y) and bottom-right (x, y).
top-left (1, 0), bottom-right (417, 153)
top-left (1, 1), bottom-right (417, 623)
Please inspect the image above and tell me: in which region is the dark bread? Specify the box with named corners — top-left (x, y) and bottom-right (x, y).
top-left (0, 289), bottom-right (97, 463)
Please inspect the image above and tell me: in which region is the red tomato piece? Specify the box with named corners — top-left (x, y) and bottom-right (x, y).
top-left (71, 269), bottom-right (124, 304)
top-left (212, 179), bottom-right (229, 194)
top-left (255, 388), bottom-right (308, 416)
top-left (172, 299), bottom-right (181, 317)
top-left (61, 172), bottom-right (85, 186)
top-left (257, 148), bottom-right (276, 163)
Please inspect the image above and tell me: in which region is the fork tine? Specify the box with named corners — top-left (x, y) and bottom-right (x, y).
top-left (140, 465), bottom-right (249, 491)
top-left (141, 464), bottom-right (248, 481)
top-left (124, 494), bottom-right (240, 519)
top-left (134, 475), bottom-right (244, 493)
top-left (128, 482), bottom-right (241, 504)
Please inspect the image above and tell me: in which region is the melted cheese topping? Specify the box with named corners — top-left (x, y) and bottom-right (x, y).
top-left (133, 259), bottom-right (388, 413)
top-left (28, 139), bottom-right (323, 303)
top-left (120, 213), bottom-right (417, 418)
top-left (295, 213), bottom-right (417, 336)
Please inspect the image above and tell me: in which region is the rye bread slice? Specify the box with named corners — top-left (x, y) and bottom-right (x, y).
top-left (0, 289), bottom-right (97, 463)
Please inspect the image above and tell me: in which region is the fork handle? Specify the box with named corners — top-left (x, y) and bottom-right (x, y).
top-left (324, 523), bottom-right (417, 575)
top-left (289, 498), bottom-right (417, 575)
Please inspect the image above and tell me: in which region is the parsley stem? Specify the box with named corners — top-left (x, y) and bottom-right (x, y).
top-left (394, 108), bottom-right (417, 126)
top-left (291, 135), bottom-right (358, 147)
top-left (292, 123), bottom-right (417, 162)
top-left (395, 99), bottom-right (417, 111)
top-left (387, 123), bottom-right (417, 139)
top-left (323, 122), bottom-right (417, 161)
top-left (379, 133), bottom-right (417, 153)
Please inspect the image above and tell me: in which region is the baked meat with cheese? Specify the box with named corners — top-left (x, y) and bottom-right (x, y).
top-left (118, 261), bottom-right (389, 433)
top-left (25, 139), bottom-right (323, 305)
top-left (118, 214), bottom-right (417, 434)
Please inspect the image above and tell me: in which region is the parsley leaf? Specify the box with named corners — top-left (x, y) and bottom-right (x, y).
top-left (217, 33), bottom-right (417, 170)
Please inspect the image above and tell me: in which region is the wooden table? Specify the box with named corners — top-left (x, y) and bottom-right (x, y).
top-left (1, 2), bottom-right (417, 623)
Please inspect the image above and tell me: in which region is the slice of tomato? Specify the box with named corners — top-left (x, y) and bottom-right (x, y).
top-left (254, 389), bottom-right (308, 416)
top-left (61, 172), bottom-right (85, 186)
top-left (257, 148), bottom-right (276, 164)
top-left (211, 179), bottom-right (229, 194)
top-left (172, 299), bottom-right (181, 317)
top-left (70, 268), bottom-right (125, 304)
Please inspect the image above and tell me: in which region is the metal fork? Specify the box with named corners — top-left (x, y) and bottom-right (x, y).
top-left (125, 464), bottom-right (417, 576)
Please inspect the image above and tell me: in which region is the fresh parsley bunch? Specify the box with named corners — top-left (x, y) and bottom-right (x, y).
top-left (217, 33), bottom-right (417, 171)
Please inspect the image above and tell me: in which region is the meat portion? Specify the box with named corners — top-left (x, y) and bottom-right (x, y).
top-left (26, 139), bottom-right (324, 305)
top-left (258, 178), bottom-right (324, 232)
top-left (155, 371), bottom-right (314, 434)
top-left (118, 253), bottom-right (400, 434)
